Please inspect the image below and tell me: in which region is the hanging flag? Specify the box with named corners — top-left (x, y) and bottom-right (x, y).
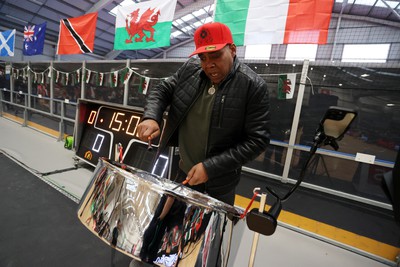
top-left (114, 0), bottom-right (178, 50)
top-left (85, 69), bottom-right (92, 83)
top-left (110, 71), bottom-right (118, 87)
top-left (55, 71), bottom-right (60, 83)
top-left (65, 73), bottom-right (70, 85)
top-left (214, 0), bottom-right (334, 45)
top-left (76, 69), bottom-right (80, 83)
top-left (0, 29), bottom-right (16, 56)
top-left (57, 12), bottom-right (98, 55)
top-left (23, 22), bottom-right (46, 56)
top-left (97, 72), bottom-right (104, 86)
top-left (123, 69), bottom-right (134, 85)
top-left (277, 73), bottom-right (296, 100)
top-left (139, 76), bottom-right (150, 94)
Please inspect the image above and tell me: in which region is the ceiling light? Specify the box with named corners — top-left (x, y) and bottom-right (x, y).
top-left (386, 103), bottom-right (395, 107)
top-left (361, 73), bottom-right (370, 77)
top-left (339, 83), bottom-right (343, 86)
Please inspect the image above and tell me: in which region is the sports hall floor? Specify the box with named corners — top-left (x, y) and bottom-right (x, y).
top-left (0, 116), bottom-right (397, 267)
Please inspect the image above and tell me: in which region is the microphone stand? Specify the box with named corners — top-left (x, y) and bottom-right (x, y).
top-left (246, 125), bottom-right (341, 267)
top-left (246, 123), bottom-right (341, 237)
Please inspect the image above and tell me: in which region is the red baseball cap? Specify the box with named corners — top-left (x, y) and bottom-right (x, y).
top-left (189, 22), bottom-right (233, 57)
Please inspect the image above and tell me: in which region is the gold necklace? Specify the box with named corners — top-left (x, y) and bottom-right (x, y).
top-left (208, 84), bottom-right (216, 95)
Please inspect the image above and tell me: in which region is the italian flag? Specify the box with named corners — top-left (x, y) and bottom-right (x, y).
top-left (214, 0), bottom-right (334, 46)
top-left (114, 0), bottom-right (177, 50)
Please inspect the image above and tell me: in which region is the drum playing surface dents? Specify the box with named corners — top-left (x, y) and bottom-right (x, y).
top-left (0, 153), bottom-right (133, 267)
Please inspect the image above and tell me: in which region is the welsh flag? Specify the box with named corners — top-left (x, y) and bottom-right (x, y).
top-left (139, 76), bottom-right (150, 94)
top-left (114, 0), bottom-right (177, 50)
top-left (277, 73), bottom-right (296, 100)
top-left (214, 0), bottom-right (334, 45)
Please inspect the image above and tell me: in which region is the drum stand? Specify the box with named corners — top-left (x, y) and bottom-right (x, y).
top-left (248, 189), bottom-right (267, 267)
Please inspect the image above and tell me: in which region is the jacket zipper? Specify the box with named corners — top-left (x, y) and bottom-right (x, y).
top-left (218, 95), bottom-right (226, 128)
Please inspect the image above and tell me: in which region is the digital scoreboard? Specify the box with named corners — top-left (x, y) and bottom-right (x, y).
top-left (74, 99), bottom-right (168, 177)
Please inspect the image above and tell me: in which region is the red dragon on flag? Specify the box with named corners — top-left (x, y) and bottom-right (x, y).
top-left (125, 8), bottom-right (161, 43)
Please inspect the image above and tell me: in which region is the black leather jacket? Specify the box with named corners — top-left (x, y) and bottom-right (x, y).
top-left (143, 57), bottom-right (270, 195)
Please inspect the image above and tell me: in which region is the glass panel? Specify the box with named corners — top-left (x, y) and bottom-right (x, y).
top-left (85, 62), bottom-right (126, 104)
top-left (53, 62), bottom-right (82, 103)
top-left (288, 153), bottom-right (392, 204)
top-left (299, 72), bottom-right (400, 163)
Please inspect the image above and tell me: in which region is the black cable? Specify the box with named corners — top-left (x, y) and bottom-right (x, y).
top-left (0, 148), bottom-right (81, 176)
top-left (265, 132), bottom-right (322, 203)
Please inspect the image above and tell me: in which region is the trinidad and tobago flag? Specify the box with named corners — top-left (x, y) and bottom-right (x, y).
top-left (57, 12), bottom-right (98, 55)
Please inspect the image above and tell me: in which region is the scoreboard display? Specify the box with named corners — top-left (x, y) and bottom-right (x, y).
top-left (74, 99), bottom-right (168, 177)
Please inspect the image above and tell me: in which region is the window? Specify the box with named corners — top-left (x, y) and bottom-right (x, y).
top-left (285, 44), bottom-right (317, 61)
top-left (342, 44), bottom-right (390, 63)
top-left (245, 45), bottom-right (271, 60)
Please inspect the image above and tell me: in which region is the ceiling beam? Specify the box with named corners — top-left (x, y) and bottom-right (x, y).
top-left (86, 0), bottom-right (114, 13)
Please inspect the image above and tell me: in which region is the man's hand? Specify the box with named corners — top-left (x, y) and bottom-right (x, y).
top-left (186, 163), bottom-right (208, 185)
top-left (137, 119), bottom-right (160, 142)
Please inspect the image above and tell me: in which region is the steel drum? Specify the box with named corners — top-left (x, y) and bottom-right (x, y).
top-left (77, 158), bottom-right (242, 267)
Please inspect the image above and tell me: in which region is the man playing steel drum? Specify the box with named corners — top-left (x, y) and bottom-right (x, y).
top-left (137, 22), bottom-right (270, 206)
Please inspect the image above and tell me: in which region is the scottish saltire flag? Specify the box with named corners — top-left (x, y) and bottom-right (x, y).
top-left (57, 12), bottom-right (98, 55)
top-left (278, 74), bottom-right (296, 100)
top-left (0, 29), bottom-right (16, 57)
top-left (23, 22), bottom-right (46, 56)
top-left (114, 0), bottom-right (177, 50)
top-left (214, 0), bottom-right (334, 45)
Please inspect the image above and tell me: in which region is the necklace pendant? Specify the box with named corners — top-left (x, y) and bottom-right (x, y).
top-left (208, 85), bottom-right (216, 95)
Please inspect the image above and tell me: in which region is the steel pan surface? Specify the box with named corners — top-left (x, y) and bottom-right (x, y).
top-left (77, 158), bottom-right (241, 267)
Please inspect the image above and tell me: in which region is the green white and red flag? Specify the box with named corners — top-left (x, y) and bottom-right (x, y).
top-left (214, 0), bottom-right (334, 46)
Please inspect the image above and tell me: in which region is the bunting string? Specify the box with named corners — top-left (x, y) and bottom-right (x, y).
top-left (9, 64), bottom-right (168, 94)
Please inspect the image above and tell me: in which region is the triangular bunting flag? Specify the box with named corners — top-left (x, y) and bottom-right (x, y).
top-left (139, 76), bottom-right (150, 95)
top-left (124, 69), bottom-right (134, 85)
top-left (111, 71), bottom-right (118, 87)
top-left (85, 69), bottom-right (91, 83)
